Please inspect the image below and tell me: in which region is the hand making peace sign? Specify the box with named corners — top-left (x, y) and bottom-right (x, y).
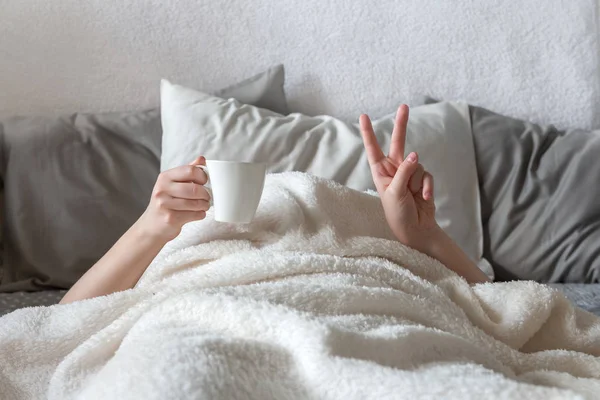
top-left (359, 105), bottom-right (439, 252)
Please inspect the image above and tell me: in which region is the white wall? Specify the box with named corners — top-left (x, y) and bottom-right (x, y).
top-left (1, 0), bottom-right (599, 129)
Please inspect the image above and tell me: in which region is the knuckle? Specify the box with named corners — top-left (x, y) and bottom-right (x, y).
top-left (156, 172), bottom-right (167, 183)
top-left (164, 212), bottom-right (177, 225)
top-left (155, 197), bottom-right (166, 209)
top-left (187, 165), bottom-right (197, 177)
top-left (152, 181), bottom-right (166, 198)
top-left (156, 173), bottom-right (169, 186)
top-left (153, 187), bottom-right (166, 198)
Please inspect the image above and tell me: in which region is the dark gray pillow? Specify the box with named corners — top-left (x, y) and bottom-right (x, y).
top-left (0, 65), bottom-right (288, 291)
top-left (470, 106), bottom-right (600, 283)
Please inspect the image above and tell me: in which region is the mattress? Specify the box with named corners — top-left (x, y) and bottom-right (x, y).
top-left (0, 285), bottom-right (598, 318)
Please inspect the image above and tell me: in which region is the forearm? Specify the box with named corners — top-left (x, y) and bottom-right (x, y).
top-left (417, 227), bottom-right (491, 284)
top-left (60, 222), bottom-right (167, 304)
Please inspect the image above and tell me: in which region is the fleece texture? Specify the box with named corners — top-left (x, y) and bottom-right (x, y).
top-left (1, 0), bottom-right (599, 130)
top-left (0, 173), bottom-right (599, 400)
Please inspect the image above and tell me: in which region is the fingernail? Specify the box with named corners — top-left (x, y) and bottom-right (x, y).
top-left (407, 152), bottom-right (416, 162)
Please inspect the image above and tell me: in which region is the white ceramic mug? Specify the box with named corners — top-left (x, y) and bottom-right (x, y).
top-left (199, 160), bottom-right (267, 223)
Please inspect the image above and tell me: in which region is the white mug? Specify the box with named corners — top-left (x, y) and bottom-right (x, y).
top-left (199, 160), bottom-right (267, 223)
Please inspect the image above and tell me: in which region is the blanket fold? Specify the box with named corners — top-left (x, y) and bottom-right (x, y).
top-left (1, 172), bottom-right (599, 399)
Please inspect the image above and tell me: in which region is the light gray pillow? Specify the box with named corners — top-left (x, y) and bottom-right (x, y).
top-left (161, 81), bottom-right (494, 278)
top-left (0, 65), bottom-right (288, 292)
top-left (471, 106), bottom-right (600, 283)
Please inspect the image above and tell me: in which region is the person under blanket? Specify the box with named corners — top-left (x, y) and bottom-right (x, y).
top-left (60, 105), bottom-right (490, 304)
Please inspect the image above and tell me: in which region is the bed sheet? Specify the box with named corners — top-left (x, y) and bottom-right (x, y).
top-left (549, 283), bottom-right (600, 316)
top-left (0, 290), bottom-right (66, 317)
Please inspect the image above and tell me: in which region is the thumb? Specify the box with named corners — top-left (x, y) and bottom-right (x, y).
top-left (189, 156), bottom-right (206, 166)
top-left (389, 152), bottom-right (419, 195)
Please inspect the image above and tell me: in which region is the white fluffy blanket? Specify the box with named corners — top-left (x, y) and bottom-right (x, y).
top-left (1, 173), bottom-right (599, 400)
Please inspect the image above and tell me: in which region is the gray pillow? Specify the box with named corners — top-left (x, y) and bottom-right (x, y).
top-left (470, 106), bottom-right (600, 283)
top-left (0, 65), bottom-right (288, 291)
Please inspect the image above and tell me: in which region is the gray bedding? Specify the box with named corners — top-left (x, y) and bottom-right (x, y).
top-left (0, 66), bottom-right (288, 293)
top-left (548, 284), bottom-right (600, 316)
top-left (0, 285), bottom-right (599, 318)
top-left (0, 290), bottom-right (66, 317)
top-left (469, 106), bottom-right (600, 283)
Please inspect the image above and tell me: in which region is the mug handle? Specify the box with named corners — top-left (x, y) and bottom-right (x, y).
top-left (196, 165), bottom-right (213, 206)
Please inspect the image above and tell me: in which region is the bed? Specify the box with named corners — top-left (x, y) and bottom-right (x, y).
top-left (1, 1), bottom-right (600, 399)
top-left (0, 291), bottom-right (66, 317)
top-left (2, 285), bottom-right (599, 320)
top-left (548, 285), bottom-right (600, 316)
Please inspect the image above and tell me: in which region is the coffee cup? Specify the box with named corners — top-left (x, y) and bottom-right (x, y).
top-left (199, 160), bottom-right (267, 223)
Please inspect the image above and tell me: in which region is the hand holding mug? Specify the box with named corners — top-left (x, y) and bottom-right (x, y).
top-left (137, 156), bottom-right (211, 242)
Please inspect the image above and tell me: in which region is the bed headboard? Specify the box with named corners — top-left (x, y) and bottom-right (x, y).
top-left (2, 0), bottom-right (599, 129)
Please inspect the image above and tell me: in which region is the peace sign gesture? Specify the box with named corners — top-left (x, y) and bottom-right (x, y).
top-left (359, 105), bottom-right (439, 252)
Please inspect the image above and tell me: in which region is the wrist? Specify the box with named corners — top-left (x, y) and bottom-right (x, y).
top-left (407, 224), bottom-right (448, 258)
top-left (130, 218), bottom-right (171, 248)
top-left (412, 224), bottom-right (491, 284)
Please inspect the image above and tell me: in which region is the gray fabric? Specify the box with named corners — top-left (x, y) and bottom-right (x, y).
top-left (0, 65), bottom-right (288, 292)
top-left (549, 284), bottom-right (600, 316)
top-left (213, 65), bottom-right (288, 115)
top-left (0, 290), bottom-right (66, 317)
top-left (470, 106), bottom-right (600, 283)
top-left (0, 187), bottom-right (3, 281)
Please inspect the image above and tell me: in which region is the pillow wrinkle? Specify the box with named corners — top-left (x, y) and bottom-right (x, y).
top-left (471, 105), bottom-right (600, 282)
top-left (160, 83), bottom-right (491, 279)
top-left (0, 65), bottom-right (288, 291)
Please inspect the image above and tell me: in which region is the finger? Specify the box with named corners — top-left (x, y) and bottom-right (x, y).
top-left (162, 197), bottom-right (211, 212)
top-left (181, 211), bottom-right (207, 224)
top-left (167, 182), bottom-right (211, 200)
top-left (422, 172), bottom-right (435, 202)
top-left (189, 156), bottom-right (206, 166)
top-left (389, 104), bottom-right (409, 162)
top-left (171, 210), bottom-right (207, 225)
top-left (389, 152), bottom-right (419, 195)
top-left (165, 164), bottom-right (208, 185)
top-left (182, 211), bottom-right (207, 224)
top-left (359, 114), bottom-right (385, 166)
top-left (409, 163), bottom-right (425, 194)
